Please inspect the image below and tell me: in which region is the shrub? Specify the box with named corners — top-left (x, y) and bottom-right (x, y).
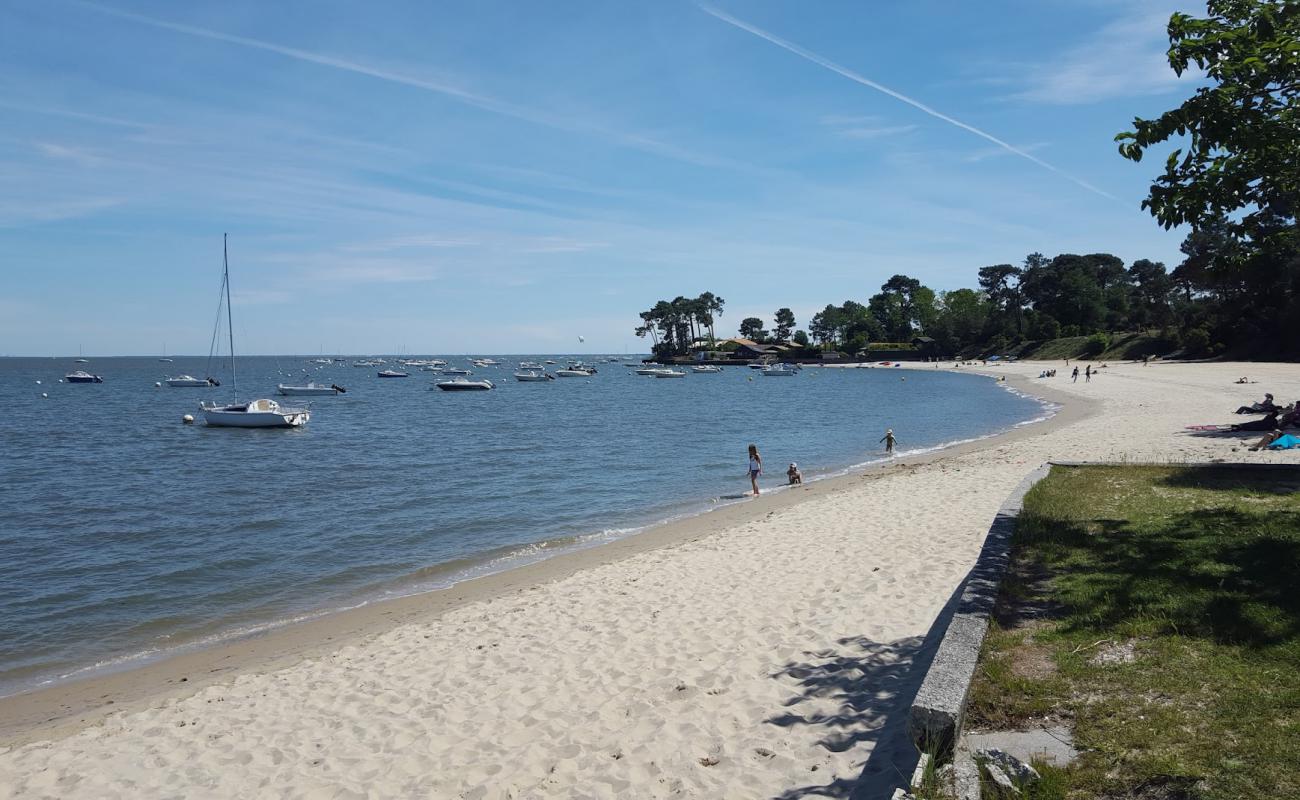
top-left (1082, 332), bottom-right (1110, 356)
top-left (1183, 327), bottom-right (1210, 354)
top-left (1028, 313), bottom-right (1061, 341)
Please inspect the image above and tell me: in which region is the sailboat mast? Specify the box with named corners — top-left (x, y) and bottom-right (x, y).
top-left (224, 233), bottom-right (237, 401)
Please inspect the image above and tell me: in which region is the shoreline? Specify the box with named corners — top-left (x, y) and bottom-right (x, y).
top-left (0, 369), bottom-right (1089, 746)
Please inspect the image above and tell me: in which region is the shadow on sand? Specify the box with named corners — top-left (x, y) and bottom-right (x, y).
top-left (766, 580), bottom-right (967, 800)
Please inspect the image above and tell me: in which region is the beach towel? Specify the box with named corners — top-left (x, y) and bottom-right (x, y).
top-left (1266, 434), bottom-right (1300, 450)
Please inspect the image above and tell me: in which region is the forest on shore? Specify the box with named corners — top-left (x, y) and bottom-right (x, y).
top-left (635, 2), bottom-right (1297, 362)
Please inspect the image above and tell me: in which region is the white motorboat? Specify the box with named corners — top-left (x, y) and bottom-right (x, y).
top-left (277, 382), bottom-right (345, 396)
top-left (377, 369), bottom-right (408, 378)
top-left (635, 366), bottom-right (674, 376)
top-left (202, 398), bottom-right (310, 427)
top-left (761, 364), bottom-right (799, 377)
top-left (64, 370), bottom-right (102, 383)
top-left (166, 374), bottom-right (215, 387)
top-left (519, 361), bottom-right (543, 370)
top-left (352, 359), bottom-right (378, 367)
top-left (419, 365), bottom-right (443, 372)
top-left (654, 370), bottom-right (687, 378)
top-left (159, 358), bottom-right (174, 363)
top-left (442, 367), bottom-right (472, 376)
top-left (436, 378), bottom-right (495, 391)
top-left (690, 365), bottom-right (723, 373)
top-left (555, 364), bottom-right (595, 377)
top-left (310, 358), bottom-right (333, 365)
top-left (199, 235), bottom-right (311, 430)
top-left (514, 370), bottom-right (554, 382)
top-left (544, 359), bottom-right (557, 365)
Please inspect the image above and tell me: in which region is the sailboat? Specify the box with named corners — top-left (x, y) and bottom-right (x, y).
top-left (199, 235), bottom-right (311, 428)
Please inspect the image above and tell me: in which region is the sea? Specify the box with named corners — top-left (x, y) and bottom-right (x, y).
top-left (0, 355), bottom-right (1049, 696)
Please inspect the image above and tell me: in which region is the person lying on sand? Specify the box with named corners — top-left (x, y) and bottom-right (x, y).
top-left (1235, 393), bottom-right (1278, 414)
top-left (1249, 430), bottom-right (1285, 451)
top-left (1232, 412), bottom-right (1280, 432)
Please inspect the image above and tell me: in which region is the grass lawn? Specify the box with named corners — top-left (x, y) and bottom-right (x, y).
top-left (965, 465), bottom-right (1300, 800)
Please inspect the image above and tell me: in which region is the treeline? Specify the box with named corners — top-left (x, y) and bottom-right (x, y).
top-left (635, 237), bottom-right (1294, 360)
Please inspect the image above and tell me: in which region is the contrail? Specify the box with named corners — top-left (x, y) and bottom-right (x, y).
top-left (699, 4), bottom-right (1117, 201)
top-left (71, 1), bottom-right (742, 170)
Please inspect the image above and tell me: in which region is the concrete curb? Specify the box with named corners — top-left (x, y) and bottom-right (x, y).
top-left (907, 462), bottom-right (1053, 758)
top-left (1049, 460), bottom-right (1300, 470)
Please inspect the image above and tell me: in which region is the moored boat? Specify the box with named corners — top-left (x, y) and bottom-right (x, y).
top-left (436, 378), bottom-right (495, 391)
top-left (514, 370), bottom-right (554, 382)
top-left (377, 370), bottom-right (408, 378)
top-left (690, 365), bottom-right (722, 373)
top-left (277, 382), bottom-right (345, 396)
top-left (64, 370), bottom-right (102, 383)
top-left (165, 374), bottom-right (216, 387)
top-left (201, 398), bottom-right (310, 427)
top-left (199, 234), bottom-right (312, 430)
top-left (654, 370), bottom-right (687, 378)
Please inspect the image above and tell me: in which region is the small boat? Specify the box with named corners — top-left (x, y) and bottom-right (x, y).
top-left (514, 370), bottom-right (554, 382)
top-left (73, 358), bottom-right (89, 364)
top-left (690, 365), bottom-right (723, 373)
top-left (635, 366), bottom-right (673, 376)
top-left (199, 235), bottom-right (311, 429)
top-left (555, 363), bottom-right (596, 377)
top-left (377, 370), bottom-right (408, 378)
top-left (761, 364), bottom-right (799, 377)
top-left (165, 374), bottom-right (216, 387)
top-left (202, 397), bottom-right (310, 428)
top-left (64, 370), bottom-right (102, 383)
top-left (519, 361), bottom-right (543, 370)
top-left (159, 358), bottom-right (174, 363)
top-left (654, 370), bottom-right (687, 378)
top-left (544, 359), bottom-right (557, 365)
top-left (419, 365), bottom-right (443, 372)
top-left (277, 382), bottom-right (345, 396)
top-left (748, 362), bottom-right (769, 369)
top-left (441, 367), bottom-right (472, 376)
top-left (310, 358), bottom-right (333, 365)
top-left (436, 378), bottom-right (494, 391)
top-left (352, 360), bottom-right (378, 367)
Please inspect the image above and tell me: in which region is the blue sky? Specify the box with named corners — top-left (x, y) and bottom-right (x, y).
top-left (1, 0), bottom-right (1201, 355)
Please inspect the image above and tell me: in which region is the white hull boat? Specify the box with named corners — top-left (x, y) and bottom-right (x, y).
top-left (166, 375), bottom-right (215, 387)
top-left (441, 368), bottom-right (472, 376)
top-left (761, 365), bottom-right (798, 377)
top-left (437, 378), bottom-right (494, 391)
top-left (514, 370), bottom-right (553, 382)
top-left (654, 370), bottom-right (688, 378)
top-left (199, 234), bottom-right (312, 430)
top-left (202, 398), bottom-right (310, 427)
top-left (64, 370), bottom-right (102, 383)
top-left (555, 369), bottom-right (593, 377)
top-left (635, 367), bottom-right (673, 376)
top-left (377, 370), bottom-right (408, 378)
top-left (277, 382), bottom-right (345, 396)
top-left (690, 365), bottom-right (722, 373)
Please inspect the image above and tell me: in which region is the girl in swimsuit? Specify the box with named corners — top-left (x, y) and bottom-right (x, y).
top-left (747, 444), bottom-right (762, 496)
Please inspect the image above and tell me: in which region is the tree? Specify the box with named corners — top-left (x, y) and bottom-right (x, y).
top-left (739, 317), bottom-right (768, 342)
top-left (978, 263), bottom-right (1023, 337)
top-left (773, 308), bottom-right (796, 343)
top-left (792, 329), bottom-right (810, 346)
top-left (1127, 259), bottom-right (1173, 329)
top-left (930, 288), bottom-right (989, 352)
top-left (1116, 1), bottom-right (1299, 352)
top-left (1116, 1), bottom-right (1299, 244)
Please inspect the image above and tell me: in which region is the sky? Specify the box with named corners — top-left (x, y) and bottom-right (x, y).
top-left (0, 0), bottom-right (1204, 356)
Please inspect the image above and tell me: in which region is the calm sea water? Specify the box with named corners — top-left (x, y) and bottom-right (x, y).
top-left (0, 356), bottom-right (1046, 695)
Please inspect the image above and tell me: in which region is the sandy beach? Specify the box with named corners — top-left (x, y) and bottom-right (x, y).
top-left (1, 360), bottom-right (1296, 800)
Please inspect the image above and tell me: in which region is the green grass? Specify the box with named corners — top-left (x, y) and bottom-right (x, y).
top-left (966, 465), bottom-right (1300, 800)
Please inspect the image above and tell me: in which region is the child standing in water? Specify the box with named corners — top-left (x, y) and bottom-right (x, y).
top-left (747, 444), bottom-right (763, 495)
top-left (880, 429), bottom-right (898, 454)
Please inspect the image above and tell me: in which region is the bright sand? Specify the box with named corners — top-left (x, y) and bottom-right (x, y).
top-left (1, 361), bottom-right (1296, 799)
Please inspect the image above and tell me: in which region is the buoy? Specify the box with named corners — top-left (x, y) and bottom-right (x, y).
top-left (182, 414), bottom-right (194, 424)
top-left (41, 392), bottom-right (48, 398)
top-left (35, 380), bottom-right (41, 385)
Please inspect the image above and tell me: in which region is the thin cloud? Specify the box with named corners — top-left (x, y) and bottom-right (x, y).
top-left (73, 1), bottom-right (742, 171)
top-left (1011, 9), bottom-right (1199, 105)
top-left (698, 3), bottom-right (1117, 201)
top-left (838, 124), bottom-right (918, 140)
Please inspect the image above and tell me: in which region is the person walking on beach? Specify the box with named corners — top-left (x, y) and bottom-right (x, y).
top-left (880, 429), bottom-right (897, 455)
top-left (1072, 366), bottom-right (1079, 383)
top-left (747, 444), bottom-right (763, 496)
top-left (1085, 364), bottom-right (1092, 383)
